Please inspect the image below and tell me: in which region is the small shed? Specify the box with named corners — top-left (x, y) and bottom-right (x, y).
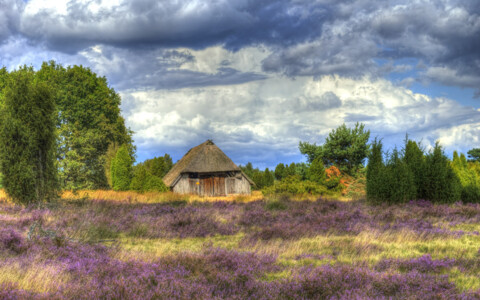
top-left (163, 140), bottom-right (254, 196)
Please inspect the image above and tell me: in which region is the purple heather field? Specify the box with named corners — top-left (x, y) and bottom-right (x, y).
top-left (1, 197), bottom-right (480, 299)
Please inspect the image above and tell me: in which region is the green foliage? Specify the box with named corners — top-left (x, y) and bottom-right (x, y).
top-left (274, 163), bottom-right (285, 180)
top-left (423, 143), bottom-right (461, 203)
top-left (143, 175), bottom-right (168, 192)
top-left (452, 151), bottom-right (480, 203)
top-left (240, 163), bottom-right (275, 190)
top-left (36, 61), bottom-right (134, 190)
top-left (0, 67), bottom-right (58, 204)
top-left (307, 157), bottom-right (326, 184)
top-left (262, 175), bottom-right (327, 196)
top-left (403, 139), bottom-right (426, 199)
top-left (111, 145), bottom-right (132, 191)
top-left (383, 148), bottom-right (416, 203)
top-left (299, 122), bottom-right (370, 174)
top-left (368, 139), bottom-right (463, 204)
top-left (129, 155), bottom-right (171, 193)
top-left (143, 154), bottom-right (173, 178)
top-left (467, 148), bottom-right (480, 162)
top-left (366, 138), bottom-right (385, 202)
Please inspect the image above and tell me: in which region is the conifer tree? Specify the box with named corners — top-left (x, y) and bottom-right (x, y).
top-left (403, 139), bottom-right (426, 199)
top-left (385, 148), bottom-right (416, 203)
top-left (424, 142), bottom-right (461, 203)
top-left (0, 67), bottom-right (58, 204)
top-left (366, 138), bottom-right (385, 202)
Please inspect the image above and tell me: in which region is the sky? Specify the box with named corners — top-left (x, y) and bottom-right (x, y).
top-left (1, 0), bottom-right (479, 169)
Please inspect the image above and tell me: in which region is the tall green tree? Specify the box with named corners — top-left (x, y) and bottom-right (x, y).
top-left (384, 148), bottom-right (416, 203)
top-left (403, 139), bottom-right (426, 199)
top-left (111, 145), bottom-right (133, 191)
top-left (424, 142), bottom-right (461, 203)
top-left (299, 122), bottom-right (370, 174)
top-left (366, 138), bottom-right (385, 202)
top-left (0, 67), bottom-right (58, 204)
top-left (36, 61), bottom-right (134, 190)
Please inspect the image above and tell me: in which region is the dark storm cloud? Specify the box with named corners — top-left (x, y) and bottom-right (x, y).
top-left (2, 0), bottom-right (479, 93)
top-left (0, 0), bottom-right (22, 43)
top-left (18, 0), bottom-right (330, 53)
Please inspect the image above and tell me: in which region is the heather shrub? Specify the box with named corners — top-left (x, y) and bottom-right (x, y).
top-left (0, 228), bottom-right (27, 253)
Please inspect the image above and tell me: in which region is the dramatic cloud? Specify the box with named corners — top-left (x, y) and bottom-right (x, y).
top-left (123, 75), bottom-right (480, 167)
top-left (0, 0), bottom-right (479, 166)
top-left (18, 0), bottom-right (329, 52)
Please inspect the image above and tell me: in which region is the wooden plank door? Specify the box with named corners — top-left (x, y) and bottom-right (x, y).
top-left (202, 178), bottom-right (214, 196)
top-left (214, 177), bottom-right (226, 196)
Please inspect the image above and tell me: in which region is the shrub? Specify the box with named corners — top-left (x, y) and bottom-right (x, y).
top-left (452, 151), bottom-right (480, 203)
top-left (262, 175), bottom-right (327, 196)
top-left (0, 228), bottom-right (27, 254)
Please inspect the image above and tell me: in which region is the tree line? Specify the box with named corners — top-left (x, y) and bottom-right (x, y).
top-left (1, 62), bottom-right (478, 205)
top-left (367, 138), bottom-right (480, 203)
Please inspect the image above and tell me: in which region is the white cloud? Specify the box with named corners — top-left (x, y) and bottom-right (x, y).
top-left (121, 72), bottom-right (480, 166)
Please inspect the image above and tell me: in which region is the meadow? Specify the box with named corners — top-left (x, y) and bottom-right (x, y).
top-left (1, 191), bottom-right (480, 299)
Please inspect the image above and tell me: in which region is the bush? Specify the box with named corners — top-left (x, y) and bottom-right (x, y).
top-left (452, 151), bottom-right (480, 203)
top-left (262, 175), bottom-right (327, 196)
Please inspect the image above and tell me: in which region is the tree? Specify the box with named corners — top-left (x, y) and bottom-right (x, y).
top-left (274, 163), bottom-right (285, 180)
top-left (0, 67), bottom-right (58, 204)
top-left (384, 148), bottom-right (416, 203)
top-left (299, 122), bottom-right (370, 174)
top-left (36, 61), bottom-right (134, 190)
top-left (111, 145), bottom-right (133, 191)
top-left (467, 148), bottom-right (480, 162)
top-left (308, 157), bottom-right (326, 184)
top-left (366, 138), bottom-right (385, 202)
top-left (403, 139), bottom-right (426, 199)
top-left (263, 168), bottom-right (275, 187)
top-left (424, 142), bottom-right (461, 203)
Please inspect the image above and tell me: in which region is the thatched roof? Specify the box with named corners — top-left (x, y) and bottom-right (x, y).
top-left (163, 140), bottom-right (253, 187)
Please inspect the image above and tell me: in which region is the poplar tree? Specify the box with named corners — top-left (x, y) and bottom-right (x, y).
top-left (0, 67), bottom-right (58, 204)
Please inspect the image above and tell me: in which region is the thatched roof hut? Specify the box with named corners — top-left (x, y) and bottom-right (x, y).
top-left (163, 140), bottom-right (253, 196)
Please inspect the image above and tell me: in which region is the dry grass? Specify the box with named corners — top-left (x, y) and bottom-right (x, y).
top-left (61, 189), bottom-right (265, 203)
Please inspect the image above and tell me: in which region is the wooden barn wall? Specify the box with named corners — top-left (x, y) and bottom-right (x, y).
top-left (172, 174), bottom-right (191, 194)
top-left (235, 174), bottom-right (251, 195)
top-left (172, 172), bottom-right (251, 196)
